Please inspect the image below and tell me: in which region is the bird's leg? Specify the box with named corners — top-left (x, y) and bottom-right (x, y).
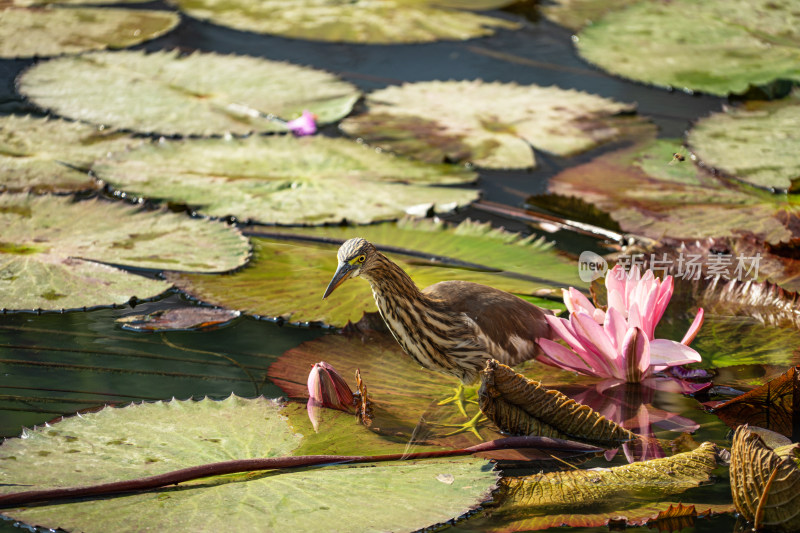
top-left (433, 411), bottom-right (486, 440)
top-left (436, 383), bottom-right (479, 418)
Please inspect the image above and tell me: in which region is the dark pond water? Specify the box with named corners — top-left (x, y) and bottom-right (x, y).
top-left (0, 3), bottom-right (745, 531)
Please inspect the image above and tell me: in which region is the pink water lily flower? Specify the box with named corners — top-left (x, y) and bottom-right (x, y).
top-left (286, 110), bottom-right (317, 136)
top-left (307, 361), bottom-right (354, 431)
top-left (539, 266), bottom-right (704, 383)
top-left (563, 264), bottom-right (703, 344)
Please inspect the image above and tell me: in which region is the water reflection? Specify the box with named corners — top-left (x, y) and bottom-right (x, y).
top-left (571, 380), bottom-right (703, 463)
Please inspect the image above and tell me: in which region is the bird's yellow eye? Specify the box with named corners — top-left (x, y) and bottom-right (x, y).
top-left (356, 255), bottom-right (366, 263)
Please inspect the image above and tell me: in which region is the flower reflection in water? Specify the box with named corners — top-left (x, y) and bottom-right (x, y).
top-left (571, 378), bottom-right (706, 463)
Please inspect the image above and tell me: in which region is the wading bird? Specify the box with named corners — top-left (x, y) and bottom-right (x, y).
top-left (322, 238), bottom-right (553, 385)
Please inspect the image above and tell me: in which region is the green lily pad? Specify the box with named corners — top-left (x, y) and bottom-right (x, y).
top-left (574, 0), bottom-right (800, 96)
top-left (485, 442), bottom-right (731, 530)
top-left (18, 50), bottom-right (360, 136)
top-left (688, 95), bottom-right (800, 192)
top-left (168, 0), bottom-right (519, 44)
top-left (0, 396), bottom-right (498, 533)
top-left (546, 138), bottom-right (800, 245)
top-left (0, 6), bottom-right (178, 59)
top-left (92, 136), bottom-right (478, 225)
top-left (167, 218), bottom-right (576, 327)
top-left (0, 115), bottom-right (139, 194)
top-left (271, 329), bottom-right (502, 449)
top-left (340, 80), bottom-right (650, 169)
top-left (0, 194), bottom-right (249, 311)
top-left (540, 0), bottom-right (637, 31)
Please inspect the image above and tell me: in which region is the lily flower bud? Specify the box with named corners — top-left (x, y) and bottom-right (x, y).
top-left (307, 362), bottom-right (354, 431)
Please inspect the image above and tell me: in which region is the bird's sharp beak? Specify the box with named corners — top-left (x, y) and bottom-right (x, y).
top-left (323, 263), bottom-right (354, 300)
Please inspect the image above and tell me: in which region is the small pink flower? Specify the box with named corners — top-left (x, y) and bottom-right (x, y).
top-left (539, 265), bottom-right (704, 383)
top-left (307, 361), bottom-right (354, 431)
top-left (286, 110), bottom-right (317, 136)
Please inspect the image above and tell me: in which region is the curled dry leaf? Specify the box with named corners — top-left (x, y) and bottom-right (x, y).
top-left (712, 366), bottom-right (800, 440)
top-left (478, 360), bottom-right (635, 447)
top-left (730, 426), bottom-right (800, 532)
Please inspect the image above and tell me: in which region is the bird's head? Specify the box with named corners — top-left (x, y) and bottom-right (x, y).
top-left (322, 238), bottom-right (378, 299)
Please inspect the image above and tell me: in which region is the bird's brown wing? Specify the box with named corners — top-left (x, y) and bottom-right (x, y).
top-left (422, 280), bottom-right (553, 366)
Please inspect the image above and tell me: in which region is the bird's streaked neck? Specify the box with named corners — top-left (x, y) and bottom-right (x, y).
top-left (360, 252), bottom-right (423, 301)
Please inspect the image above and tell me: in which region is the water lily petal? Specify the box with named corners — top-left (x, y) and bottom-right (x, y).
top-left (572, 312), bottom-right (622, 378)
top-left (564, 287), bottom-right (600, 321)
top-left (621, 326), bottom-right (649, 382)
top-left (606, 264), bottom-right (627, 308)
top-left (649, 338), bottom-right (702, 366)
top-left (652, 275), bottom-right (674, 329)
top-left (604, 305), bottom-right (628, 353)
top-left (680, 307), bottom-right (704, 346)
top-left (537, 338), bottom-right (596, 374)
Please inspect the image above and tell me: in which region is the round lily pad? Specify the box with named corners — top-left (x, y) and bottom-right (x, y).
top-left (0, 194), bottom-right (249, 311)
top-left (18, 50), bottom-right (360, 136)
top-left (0, 396), bottom-right (498, 532)
top-left (0, 5), bottom-right (179, 59)
top-left (167, 218), bottom-right (577, 327)
top-left (540, 0), bottom-right (637, 31)
top-left (169, 0), bottom-right (519, 44)
top-left (340, 80), bottom-right (650, 169)
top-left (0, 115), bottom-right (139, 194)
top-left (574, 0), bottom-right (800, 96)
top-left (688, 95), bottom-right (800, 192)
top-left (546, 138), bottom-right (800, 245)
top-left (91, 135), bottom-right (479, 225)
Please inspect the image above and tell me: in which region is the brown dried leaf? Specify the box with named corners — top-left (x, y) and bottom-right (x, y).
top-left (730, 426), bottom-right (800, 532)
top-left (713, 367), bottom-right (800, 440)
top-left (116, 307), bottom-right (240, 332)
top-left (478, 360), bottom-right (635, 447)
top-left (645, 503), bottom-right (697, 532)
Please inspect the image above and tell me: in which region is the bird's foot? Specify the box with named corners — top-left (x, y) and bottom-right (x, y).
top-left (437, 383), bottom-right (478, 418)
top-left (431, 411), bottom-right (486, 440)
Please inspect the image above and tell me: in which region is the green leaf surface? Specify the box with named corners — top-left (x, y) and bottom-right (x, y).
top-left (661, 315), bottom-right (800, 370)
top-left (340, 80), bottom-right (650, 169)
top-left (0, 194), bottom-right (249, 311)
top-left (0, 6), bottom-right (178, 58)
top-left (18, 50), bottom-right (360, 136)
top-left (169, 0), bottom-right (519, 44)
top-left (546, 138), bottom-right (800, 245)
top-left (0, 115), bottom-right (139, 194)
top-left (271, 329), bottom-right (502, 449)
top-left (540, 0), bottom-right (637, 30)
top-left (574, 0), bottom-right (800, 96)
top-left (0, 396), bottom-right (498, 533)
top-left (92, 135), bottom-right (478, 225)
top-left (688, 95), bottom-right (800, 192)
top-left (167, 218), bottom-right (576, 327)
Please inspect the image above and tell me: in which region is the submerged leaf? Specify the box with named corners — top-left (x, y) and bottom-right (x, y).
top-left (115, 307), bottom-right (241, 332)
top-left (547, 138), bottom-right (800, 245)
top-left (19, 50), bottom-right (360, 136)
top-left (0, 194), bottom-right (249, 311)
top-left (730, 426), bottom-right (800, 532)
top-left (0, 115), bottom-right (138, 194)
top-left (92, 135), bottom-right (478, 225)
top-left (0, 396), bottom-right (498, 532)
top-left (688, 95), bottom-right (800, 192)
top-left (575, 0), bottom-right (800, 96)
top-left (168, 0), bottom-right (519, 44)
top-left (168, 218), bottom-right (575, 327)
top-left (712, 367), bottom-right (800, 440)
top-left (0, 6), bottom-right (178, 58)
top-left (340, 80), bottom-right (650, 169)
top-left (478, 360), bottom-right (635, 447)
top-left (500, 441), bottom-right (720, 512)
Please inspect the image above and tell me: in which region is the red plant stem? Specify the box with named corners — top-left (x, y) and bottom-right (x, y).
top-left (0, 436), bottom-right (599, 508)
